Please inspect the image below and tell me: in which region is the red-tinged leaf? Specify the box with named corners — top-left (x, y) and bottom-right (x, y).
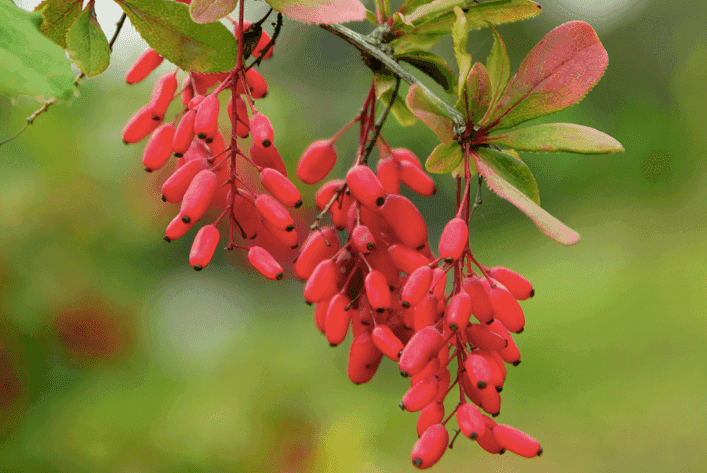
top-left (485, 123), bottom-right (625, 154)
top-left (474, 148), bottom-right (579, 245)
top-left (404, 0), bottom-right (467, 24)
top-left (477, 147), bottom-right (539, 204)
top-left (407, 83), bottom-right (455, 145)
top-left (481, 21), bottom-right (609, 131)
top-left (464, 62), bottom-right (493, 123)
top-left (265, 0), bottom-right (366, 24)
top-left (189, 0), bottom-right (237, 24)
top-left (485, 23), bottom-right (510, 111)
top-left (425, 142), bottom-right (462, 174)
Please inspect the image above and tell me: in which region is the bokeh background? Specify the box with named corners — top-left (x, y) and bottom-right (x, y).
top-left (1, 0), bottom-right (706, 472)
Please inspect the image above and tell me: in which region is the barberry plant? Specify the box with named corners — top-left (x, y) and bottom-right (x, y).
top-left (1, 0), bottom-right (623, 468)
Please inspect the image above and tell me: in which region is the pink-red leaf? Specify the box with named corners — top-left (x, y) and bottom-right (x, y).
top-left (474, 149), bottom-right (579, 245)
top-left (481, 21), bottom-right (608, 131)
top-left (265, 0), bottom-right (366, 24)
top-left (486, 123), bottom-right (624, 154)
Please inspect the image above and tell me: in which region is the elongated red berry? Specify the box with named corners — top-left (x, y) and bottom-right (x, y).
top-left (346, 165), bottom-right (386, 209)
top-left (492, 424), bottom-right (542, 458)
top-left (314, 299), bottom-right (330, 334)
top-left (161, 158), bottom-right (210, 203)
top-left (294, 227), bottom-right (340, 280)
top-left (445, 292), bottom-right (472, 331)
top-left (438, 217), bottom-right (468, 261)
top-left (179, 169), bottom-right (218, 223)
top-left (351, 225), bottom-right (375, 253)
top-left (477, 416), bottom-right (505, 454)
top-left (259, 168), bottom-right (301, 208)
top-left (463, 276), bottom-right (494, 324)
top-left (247, 246), bottom-right (283, 280)
top-left (194, 94), bottom-right (219, 141)
top-left (250, 113), bottom-right (274, 148)
top-left (488, 281), bottom-right (525, 333)
top-left (348, 331), bottom-right (383, 384)
top-left (464, 352), bottom-right (493, 389)
top-left (315, 180), bottom-right (344, 210)
top-left (228, 95), bottom-right (250, 138)
top-left (431, 268), bottom-right (447, 301)
top-left (304, 259), bottom-right (339, 303)
top-left (414, 293), bottom-right (437, 332)
top-left (411, 357), bottom-right (440, 387)
top-left (488, 266), bottom-right (534, 300)
top-left (411, 424), bottom-right (448, 469)
top-left (149, 71), bottom-right (178, 119)
top-left (377, 157), bottom-right (400, 194)
top-left (122, 105), bottom-right (163, 144)
top-left (260, 217), bottom-right (298, 249)
top-left (250, 142), bottom-right (287, 176)
top-left (173, 110), bottom-right (196, 157)
top-left (237, 68), bottom-right (268, 99)
top-left (417, 402), bottom-right (444, 437)
top-left (189, 225), bottom-right (220, 270)
top-left (456, 403), bottom-right (485, 440)
top-left (381, 194), bottom-right (428, 250)
top-left (142, 123), bottom-right (175, 172)
top-left (388, 245), bottom-right (429, 275)
top-left (392, 147), bottom-right (422, 168)
top-left (485, 319), bottom-right (521, 365)
top-left (465, 323), bottom-right (507, 351)
top-left (401, 266), bottom-right (433, 308)
top-left (473, 348), bottom-right (506, 388)
top-left (399, 326), bottom-right (444, 377)
top-left (401, 376), bottom-right (439, 412)
top-left (231, 191), bottom-right (259, 239)
top-left (255, 194), bottom-right (294, 232)
top-left (164, 214), bottom-right (195, 242)
top-left (125, 48), bottom-right (163, 84)
top-left (297, 140), bottom-right (337, 185)
top-left (399, 161), bottom-right (436, 196)
top-left (326, 293), bottom-right (351, 346)
top-left (364, 270), bottom-right (390, 312)
top-left (371, 325), bottom-right (404, 361)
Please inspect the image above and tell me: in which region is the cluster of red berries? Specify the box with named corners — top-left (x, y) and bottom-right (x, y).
top-left (121, 18), bottom-right (300, 279)
top-left (293, 94), bottom-right (542, 466)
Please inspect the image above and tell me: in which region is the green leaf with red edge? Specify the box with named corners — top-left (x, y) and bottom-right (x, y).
top-left (376, 74), bottom-right (416, 126)
top-left (398, 51), bottom-right (457, 93)
top-left (114, 0), bottom-right (237, 73)
top-left (474, 148), bottom-right (579, 245)
top-left (403, 0), bottom-right (466, 24)
top-left (66, 6), bottom-right (110, 77)
top-left (425, 141), bottom-right (463, 174)
top-left (486, 123), bottom-right (624, 154)
top-left (477, 147), bottom-right (539, 204)
top-left (484, 22), bottom-right (510, 112)
top-left (264, 0), bottom-right (366, 24)
top-left (461, 62), bottom-right (493, 122)
top-left (34, 0), bottom-right (82, 48)
top-left (0, 0), bottom-right (74, 99)
top-left (480, 21), bottom-right (609, 131)
top-left (451, 6), bottom-right (471, 105)
top-left (189, 0), bottom-right (237, 24)
top-left (411, 0), bottom-right (541, 36)
top-left (406, 83), bottom-right (455, 144)
top-left (389, 33), bottom-right (440, 56)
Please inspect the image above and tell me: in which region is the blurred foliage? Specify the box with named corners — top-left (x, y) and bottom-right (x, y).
top-left (1, 0), bottom-right (706, 472)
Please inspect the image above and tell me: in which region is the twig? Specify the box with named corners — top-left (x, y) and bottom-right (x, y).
top-left (361, 75), bottom-right (400, 166)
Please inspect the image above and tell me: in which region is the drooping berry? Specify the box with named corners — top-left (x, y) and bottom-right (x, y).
top-left (364, 270), bottom-right (390, 312)
top-left (346, 165), bottom-right (387, 209)
top-left (398, 161), bottom-right (436, 196)
top-left (371, 325), bottom-right (404, 361)
top-left (194, 94), bottom-right (219, 141)
top-left (326, 293), bottom-right (352, 346)
top-left (376, 157), bottom-right (400, 194)
top-left (255, 194), bottom-right (294, 232)
top-left (488, 281), bottom-right (525, 333)
top-left (348, 332), bottom-right (383, 384)
top-left (228, 95), bottom-right (251, 138)
top-left (445, 292), bottom-right (472, 331)
top-left (179, 169), bottom-right (218, 223)
top-left (456, 403), bottom-right (485, 440)
top-left (122, 105), bottom-right (163, 144)
top-left (247, 246), bottom-right (283, 280)
top-left (231, 191), bottom-right (260, 239)
top-left (294, 227), bottom-right (340, 280)
top-left (303, 259), bottom-right (339, 303)
top-left (297, 140), bottom-right (337, 185)
top-left (438, 217), bottom-right (468, 261)
top-left (250, 112), bottom-right (274, 148)
top-left (250, 142), bottom-right (287, 176)
top-left (417, 402), bottom-right (445, 437)
top-left (142, 123), bottom-right (175, 172)
top-left (381, 194), bottom-right (428, 250)
top-left (351, 225), bottom-right (375, 253)
top-left (411, 424), bottom-right (448, 469)
top-left (492, 424), bottom-right (542, 458)
top-left (173, 109), bottom-right (196, 157)
top-left (488, 266), bottom-right (534, 300)
top-left (399, 326), bottom-right (444, 377)
top-left (125, 48), bottom-right (163, 84)
top-left (259, 168), bottom-right (301, 208)
top-left (189, 225), bottom-right (220, 270)
top-left (149, 71), bottom-right (178, 119)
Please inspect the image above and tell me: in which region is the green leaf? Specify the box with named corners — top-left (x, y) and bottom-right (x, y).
top-left (398, 51), bottom-right (456, 93)
top-left (462, 62), bottom-right (493, 123)
top-left (264, 0), bottom-right (366, 24)
top-left (477, 147), bottom-right (539, 204)
top-left (65, 6), bottom-right (110, 78)
top-left (406, 84), bottom-right (455, 144)
top-left (425, 141), bottom-right (463, 174)
top-left (413, 0), bottom-right (542, 36)
top-left (365, 8), bottom-right (378, 23)
top-left (451, 7), bottom-right (471, 106)
top-left (0, 1), bottom-right (74, 99)
top-left (484, 22), bottom-right (510, 111)
top-left (114, 0), bottom-right (237, 73)
top-left (486, 123), bottom-right (624, 154)
top-left (189, 0), bottom-right (237, 24)
top-left (34, 0), bottom-right (82, 48)
top-left (389, 33), bottom-right (440, 56)
top-left (404, 0), bottom-right (466, 23)
top-left (374, 0), bottom-right (390, 21)
top-left (481, 21), bottom-right (609, 131)
top-left (474, 148), bottom-right (579, 245)
top-left (374, 73), bottom-right (396, 99)
top-left (379, 84), bottom-right (416, 127)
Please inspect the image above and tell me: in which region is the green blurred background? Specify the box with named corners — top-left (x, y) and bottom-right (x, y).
top-left (1, 0), bottom-right (705, 472)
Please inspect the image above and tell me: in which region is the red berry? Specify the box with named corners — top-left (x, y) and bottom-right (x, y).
top-left (488, 281), bottom-right (525, 333)
top-left (391, 147), bottom-right (422, 168)
top-left (456, 403), bottom-right (485, 440)
top-left (125, 48), bottom-right (163, 84)
top-left (297, 140), bottom-right (337, 185)
top-left (398, 161), bottom-right (436, 196)
top-left (237, 68), bottom-right (268, 99)
top-left (377, 157), bottom-right (400, 194)
top-left (314, 299), bottom-right (330, 334)
top-left (445, 292), bottom-right (472, 331)
top-left (381, 194), bottom-right (428, 250)
top-left (259, 168), bottom-right (301, 208)
top-left (477, 417), bottom-right (505, 454)
top-left (165, 214), bottom-right (195, 242)
top-left (179, 169), bottom-right (218, 223)
top-left (388, 245), bottom-right (429, 275)
top-left (250, 113), bottom-right (274, 148)
top-left (485, 319), bottom-right (521, 365)
top-left (411, 424), bottom-right (448, 469)
top-left (492, 424), bottom-right (542, 458)
top-left (149, 71), bottom-right (178, 119)
top-left (417, 402), bottom-right (445, 437)
top-left (315, 179), bottom-right (345, 210)
top-left (401, 376), bottom-right (439, 412)
top-left (438, 217), bottom-right (468, 261)
top-left (351, 225), bottom-right (375, 253)
top-left (304, 259), bottom-right (339, 303)
top-left (122, 104), bottom-right (163, 144)
top-left (294, 227), bottom-right (340, 280)
top-left (364, 270), bottom-right (390, 312)
top-left (326, 293), bottom-right (351, 346)
top-left (488, 266), bottom-right (534, 300)
top-left (464, 352), bottom-right (493, 389)
top-left (142, 123), bottom-right (175, 172)
top-left (228, 95), bottom-right (251, 138)
top-left (231, 191), bottom-right (260, 239)
top-left (194, 94), bottom-right (219, 141)
top-left (255, 194), bottom-right (294, 232)
top-left (189, 225), bottom-right (220, 270)
top-left (348, 332), bottom-right (383, 384)
top-left (399, 326), bottom-right (444, 377)
top-left (414, 293), bottom-right (438, 332)
top-left (173, 110), bottom-right (196, 157)
top-left (463, 276), bottom-right (494, 324)
top-left (250, 142), bottom-right (287, 176)
top-left (346, 165), bottom-right (386, 209)
top-left (400, 265), bottom-right (432, 311)
top-left (260, 217), bottom-right (298, 249)
top-left (247, 246), bottom-right (283, 280)
top-left (465, 323), bottom-right (507, 351)
top-left (371, 325), bottom-right (404, 361)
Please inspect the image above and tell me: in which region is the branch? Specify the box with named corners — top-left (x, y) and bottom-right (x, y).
top-left (319, 23), bottom-right (466, 135)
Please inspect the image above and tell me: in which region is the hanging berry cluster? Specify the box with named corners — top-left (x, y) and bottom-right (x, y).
top-left (121, 8), bottom-right (295, 278)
